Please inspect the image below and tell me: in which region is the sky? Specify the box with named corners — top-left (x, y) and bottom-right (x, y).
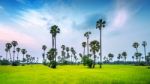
top-left (0, 0), bottom-right (150, 62)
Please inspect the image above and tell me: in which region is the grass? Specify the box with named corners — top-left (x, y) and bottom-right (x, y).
top-left (0, 64), bottom-right (150, 84)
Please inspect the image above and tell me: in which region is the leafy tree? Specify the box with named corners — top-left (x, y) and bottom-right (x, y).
top-left (47, 48), bottom-right (57, 68)
top-left (96, 19), bottom-right (106, 68)
top-left (90, 40), bottom-right (100, 68)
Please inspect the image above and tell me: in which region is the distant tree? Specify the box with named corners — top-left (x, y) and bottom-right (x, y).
top-left (134, 52), bottom-right (142, 63)
top-left (61, 45), bottom-right (66, 63)
top-left (117, 54), bottom-right (122, 62)
top-left (96, 19), bottom-right (106, 68)
top-left (132, 56), bottom-right (135, 62)
top-left (66, 47), bottom-right (70, 59)
top-left (133, 42), bottom-right (139, 53)
top-left (16, 47), bottom-right (21, 61)
top-left (11, 41), bottom-right (18, 62)
top-left (42, 45), bottom-right (47, 62)
top-left (122, 51), bottom-right (127, 62)
top-left (26, 54), bottom-right (30, 64)
top-left (5, 43), bottom-right (12, 61)
top-left (21, 49), bottom-right (27, 62)
top-left (90, 40), bottom-right (100, 68)
top-left (108, 53), bottom-right (114, 62)
top-left (82, 42), bottom-right (86, 56)
top-left (142, 41), bottom-right (147, 62)
top-left (5, 48), bottom-right (8, 60)
top-left (84, 31), bottom-right (91, 55)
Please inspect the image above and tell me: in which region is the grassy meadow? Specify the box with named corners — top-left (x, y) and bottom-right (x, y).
top-left (0, 64), bottom-right (150, 84)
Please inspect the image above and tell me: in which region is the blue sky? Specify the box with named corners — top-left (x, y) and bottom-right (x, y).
top-left (0, 0), bottom-right (150, 62)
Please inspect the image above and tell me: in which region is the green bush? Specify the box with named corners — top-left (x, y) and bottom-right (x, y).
top-left (87, 59), bottom-right (93, 68)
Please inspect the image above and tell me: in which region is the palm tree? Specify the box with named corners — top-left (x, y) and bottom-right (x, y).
top-left (117, 54), bottom-right (122, 62)
top-left (42, 45), bottom-right (47, 62)
top-left (82, 42), bottom-right (86, 56)
top-left (50, 25), bottom-right (60, 61)
top-left (11, 41), bottom-right (18, 62)
top-left (96, 19), bottom-right (106, 68)
top-left (66, 47), bottom-right (70, 59)
top-left (133, 42), bottom-right (139, 53)
top-left (5, 43), bottom-right (12, 61)
top-left (70, 47), bottom-right (74, 63)
top-left (108, 53), bottom-right (114, 62)
top-left (90, 40), bottom-right (100, 68)
top-left (134, 52), bottom-right (142, 63)
top-left (21, 49), bottom-right (27, 62)
top-left (122, 51), bottom-right (127, 62)
top-left (142, 41), bottom-right (147, 62)
top-left (61, 45), bottom-right (66, 62)
top-left (132, 56), bottom-right (135, 62)
top-left (5, 48), bottom-right (8, 60)
top-left (16, 47), bottom-right (21, 61)
top-left (26, 54), bottom-right (30, 64)
top-left (84, 31), bottom-right (91, 55)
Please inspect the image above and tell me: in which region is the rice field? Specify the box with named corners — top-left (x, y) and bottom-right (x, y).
top-left (0, 64), bottom-right (150, 84)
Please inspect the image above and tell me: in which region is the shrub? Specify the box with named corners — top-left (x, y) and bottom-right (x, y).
top-left (87, 59), bottom-right (93, 68)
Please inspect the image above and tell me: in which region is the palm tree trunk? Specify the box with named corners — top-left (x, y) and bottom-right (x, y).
top-left (52, 36), bottom-right (54, 48)
top-left (17, 52), bottom-right (19, 61)
top-left (93, 54), bottom-right (96, 68)
top-left (9, 50), bottom-right (11, 62)
top-left (6, 52), bottom-right (8, 60)
top-left (54, 37), bottom-right (57, 62)
top-left (100, 30), bottom-right (102, 68)
top-left (83, 47), bottom-right (85, 56)
top-left (13, 47), bottom-right (15, 62)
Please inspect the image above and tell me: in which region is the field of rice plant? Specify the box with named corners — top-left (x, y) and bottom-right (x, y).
top-left (0, 64), bottom-right (150, 84)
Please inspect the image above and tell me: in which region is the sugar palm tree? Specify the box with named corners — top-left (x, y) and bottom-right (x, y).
top-left (96, 19), bottom-right (106, 68)
top-left (66, 47), bottom-right (70, 59)
top-left (133, 42), bottom-right (139, 53)
top-left (50, 25), bottom-right (60, 61)
top-left (82, 42), bottom-right (86, 56)
top-left (5, 48), bottom-right (8, 60)
top-left (5, 43), bottom-right (12, 61)
top-left (11, 41), bottom-right (18, 62)
top-left (132, 56), bottom-right (135, 62)
top-left (16, 47), bottom-right (21, 61)
top-left (90, 40), bottom-right (100, 68)
top-left (84, 31), bottom-right (91, 55)
top-left (122, 51), bottom-right (127, 62)
top-left (61, 45), bottom-right (66, 62)
top-left (108, 53), bottom-right (114, 62)
top-left (142, 41), bottom-right (147, 62)
top-left (117, 53), bottom-right (122, 62)
top-left (42, 45), bottom-right (47, 62)
top-left (21, 49), bottom-right (27, 62)
top-left (134, 52), bottom-right (142, 63)
top-left (70, 47), bottom-right (74, 63)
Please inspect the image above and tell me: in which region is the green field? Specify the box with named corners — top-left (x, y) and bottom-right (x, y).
top-left (0, 64), bottom-right (150, 84)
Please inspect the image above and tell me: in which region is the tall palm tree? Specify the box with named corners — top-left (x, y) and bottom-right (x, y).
top-left (82, 42), bottom-right (86, 56)
top-left (90, 40), bottom-right (100, 68)
top-left (5, 43), bottom-right (12, 61)
top-left (70, 47), bottom-right (74, 63)
top-left (122, 51), bottom-right (127, 62)
top-left (84, 31), bottom-right (91, 56)
top-left (96, 19), bottom-right (106, 68)
top-left (50, 25), bottom-right (60, 61)
top-left (21, 49), bottom-right (27, 62)
top-left (11, 41), bottom-right (18, 62)
top-left (66, 47), bottom-right (70, 59)
top-left (16, 47), bottom-right (21, 61)
top-left (42, 45), bottom-right (47, 62)
top-left (142, 41), bottom-right (147, 62)
top-left (61, 45), bottom-right (66, 62)
top-left (133, 42), bottom-right (139, 53)
top-left (117, 54), bottom-right (122, 62)
top-left (5, 48), bottom-right (8, 60)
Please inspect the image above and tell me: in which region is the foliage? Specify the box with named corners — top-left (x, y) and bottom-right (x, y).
top-left (0, 59), bottom-right (10, 65)
top-left (12, 60), bottom-right (20, 66)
